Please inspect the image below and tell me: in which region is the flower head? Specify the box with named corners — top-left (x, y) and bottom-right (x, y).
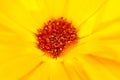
top-left (0, 0), bottom-right (120, 80)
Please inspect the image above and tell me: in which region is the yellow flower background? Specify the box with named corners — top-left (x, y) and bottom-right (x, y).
top-left (0, 0), bottom-right (120, 80)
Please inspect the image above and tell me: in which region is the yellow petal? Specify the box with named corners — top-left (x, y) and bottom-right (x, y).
top-left (81, 55), bottom-right (119, 80)
top-left (92, 0), bottom-right (120, 33)
top-left (20, 62), bottom-right (48, 80)
top-left (0, 54), bottom-right (43, 80)
top-left (44, 0), bottom-right (66, 18)
top-left (49, 61), bottom-right (69, 80)
top-left (65, 0), bottom-right (106, 27)
top-left (0, 12), bottom-right (36, 42)
top-left (87, 55), bottom-right (120, 79)
top-left (61, 58), bottom-right (90, 80)
top-left (88, 21), bottom-right (120, 61)
top-left (0, 0), bottom-right (38, 32)
top-left (101, 0), bottom-right (120, 22)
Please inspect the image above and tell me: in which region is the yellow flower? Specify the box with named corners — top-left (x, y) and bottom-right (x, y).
top-left (0, 0), bottom-right (120, 80)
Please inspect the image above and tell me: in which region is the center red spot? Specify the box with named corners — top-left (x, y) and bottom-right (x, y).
top-left (36, 17), bottom-right (79, 58)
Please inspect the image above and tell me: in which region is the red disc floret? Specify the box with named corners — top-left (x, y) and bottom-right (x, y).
top-left (36, 17), bottom-right (78, 58)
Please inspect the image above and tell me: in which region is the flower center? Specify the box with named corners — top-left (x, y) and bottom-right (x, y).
top-left (36, 17), bottom-right (79, 58)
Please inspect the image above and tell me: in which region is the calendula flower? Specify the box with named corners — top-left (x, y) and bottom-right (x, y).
top-left (0, 0), bottom-right (120, 80)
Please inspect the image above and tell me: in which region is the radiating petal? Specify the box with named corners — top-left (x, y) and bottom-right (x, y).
top-left (49, 61), bottom-right (69, 80)
top-left (80, 55), bottom-right (119, 80)
top-left (64, 0), bottom-right (106, 27)
top-left (44, 0), bottom-right (67, 18)
top-left (0, 24), bottom-right (44, 64)
top-left (101, 0), bottom-right (120, 22)
top-left (88, 21), bottom-right (120, 62)
top-left (0, 11), bottom-right (36, 43)
top-left (77, 1), bottom-right (106, 38)
top-left (20, 61), bottom-right (47, 80)
top-left (0, 0), bottom-right (41, 32)
top-left (0, 54), bottom-right (43, 80)
top-left (86, 55), bottom-right (120, 79)
top-left (21, 0), bottom-right (51, 30)
top-left (92, 0), bottom-right (120, 34)
top-left (61, 58), bottom-right (90, 80)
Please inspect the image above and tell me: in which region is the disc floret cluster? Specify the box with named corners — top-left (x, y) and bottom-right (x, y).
top-left (36, 17), bottom-right (78, 58)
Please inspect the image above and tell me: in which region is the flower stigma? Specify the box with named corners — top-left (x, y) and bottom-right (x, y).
top-left (35, 17), bottom-right (79, 58)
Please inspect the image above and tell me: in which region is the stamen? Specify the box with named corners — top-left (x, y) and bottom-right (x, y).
top-left (36, 17), bottom-right (79, 58)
